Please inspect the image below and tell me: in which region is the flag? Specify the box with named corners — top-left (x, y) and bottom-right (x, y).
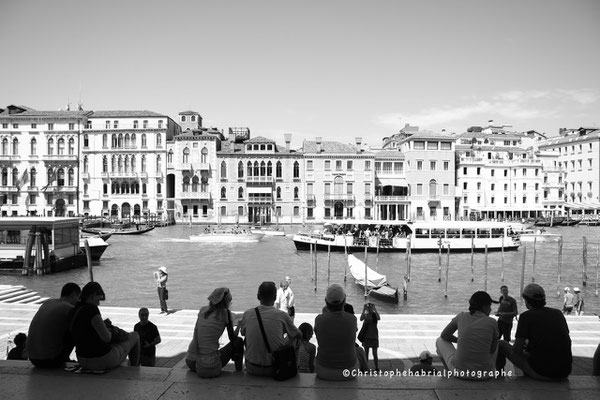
top-left (41, 169), bottom-right (56, 192)
top-left (17, 169), bottom-right (28, 192)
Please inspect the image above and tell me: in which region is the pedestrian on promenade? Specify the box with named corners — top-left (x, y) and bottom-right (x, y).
top-left (275, 279), bottom-right (294, 321)
top-left (154, 266), bottom-right (168, 314)
top-left (70, 282), bottom-right (140, 370)
top-left (285, 275), bottom-right (295, 321)
top-left (495, 285), bottom-right (518, 341)
top-left (186, 287), bottom-right (244, 378)
top-left (436, 291), bottom-right (499, 380)
top-left (359, 302), bottom-right (380, 371)
top-left (573, 287), bottom-right (584, 316)
top-left (562, 287), bottom-right (574, 315)
top-left (7, 333), bottom-right (27, 360)
top-left (297, 322), bottom-right (316, 373)
top-left (27, 282), bottom-right (81, 368)
top-left (314, 284), bottom-right (361, 380)
top-left (409, 350), bottom-right (438, 375)
top-left (239, 281), bottom-right (301, 376)
top-left (134, 307), bottom-right (161, 367)
top-left (496, 283), bottom-right (572, 380)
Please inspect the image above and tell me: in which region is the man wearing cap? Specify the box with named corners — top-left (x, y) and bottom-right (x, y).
top-left (497, 283), bottom-right (572, 380)
top-left (436, 291), bottom-right (499, 380)
top-left (314, 284), bottom-right (360, 380)
top-left (154, 267), bottom-right (168, 314)
top-left (409, 351), bottom-right (438, 375)
top-left (562, 287), bottom-right (574, 315)
top-left (239, 281), bottom-right (301, 376)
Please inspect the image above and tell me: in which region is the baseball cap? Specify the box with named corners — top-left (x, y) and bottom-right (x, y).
top-left (325, 284), bottom-right (346, 304)
top-left (523, 283), bottom-right (546, 301)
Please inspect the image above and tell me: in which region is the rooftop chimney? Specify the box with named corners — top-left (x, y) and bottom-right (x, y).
top-left (316, 137), bottom-right (322, 153)
top-left (284, 133), bottom-right (292, 152)
top-left (355, 137), bottom-right (362, 153)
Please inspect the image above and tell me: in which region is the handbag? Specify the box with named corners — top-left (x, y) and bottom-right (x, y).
top-left (164, 288), bottom-right (169, 300)
top-left (255, 307), bottom-right (297, 381)
top-left (287, 306), bottom-right (295, 318)
top-left (357, 324), bottom-right (366, 343)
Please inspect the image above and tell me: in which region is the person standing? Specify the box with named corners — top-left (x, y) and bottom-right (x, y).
top-left (154, 267), bottom-right (168, 314)
top-left (134, 307), bottom-right (161, 366)
top-left (495, 285), bottom-right (518, 341)
top-left (359, 302), bottom-right (380, 371)
top-left (285, 276), bottom-right (295, 322)
top-left (496, 283), bottom-right (572, 380)
top-left (27, 282), bottom-right (81, 368)
top-left (573, 287), bottom-right (584, 316)
top-left (562, 287), bottom-right (574, 315)
top-left (275, 279), bottom-right (294, 321)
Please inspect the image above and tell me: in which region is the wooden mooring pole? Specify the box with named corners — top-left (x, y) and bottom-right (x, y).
top-left (520, 246), bottom-right (527, 301)
top-left (532, 237), bottom-right (537, 283)
top-left (582, 236), bottom-right (588, 287)
top-left (557, 237), bottom-right (563, 297)
top-left (444, 244), bottom-right (450, 298)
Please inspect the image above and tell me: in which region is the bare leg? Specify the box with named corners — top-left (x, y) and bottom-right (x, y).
top-left (372, 347), bottom-right (379, 370)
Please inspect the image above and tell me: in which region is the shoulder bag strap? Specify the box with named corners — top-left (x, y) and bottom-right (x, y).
top-left (254, 307), bottom-right (272, 354)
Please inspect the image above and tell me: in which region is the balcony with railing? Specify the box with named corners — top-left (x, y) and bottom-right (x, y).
top-left (306, 194), bottom-right (316, 207)
top-left (43, 154), bottom-right (78, 162)
top-left (246, 176), bottom-right (275, 184)
top-left (0, 155), bottom-right (20, 161)
top-left (374, 195), bottom-right (409, 202)
top-left (179, 192), bottom-right (211, 200)
top-left (248, 196), bottom-right (273, 204)
top-left (110, 171), bottom-right (138, 178)
top-left (0, 186), bottom-right (18, 193)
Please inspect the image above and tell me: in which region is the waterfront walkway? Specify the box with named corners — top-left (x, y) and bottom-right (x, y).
top-left (1, 294), bottom-right (599, 399)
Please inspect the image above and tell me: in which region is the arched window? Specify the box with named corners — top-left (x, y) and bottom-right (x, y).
top-left (157, 183), bottom-right (162, 194)
top-left (293, 161), bottom-right (300, 178)
top-left (260, 161), bottom-right (266, 176)
top-left (12, 168), bottom-right (18, 186)
top-left (183, 176), bottom-right (190, 192)
top-left (83, 156), bottom-right (89, 173)
top-left (201, 147), bottom-right (208, 163)
top-left (112, 182), bottom-right (118, 194)
top-left (277, 186), bottom-right (282, 199)
top-left (57, 138), bottom-right (65, 155)
top-left (334, 176), bottom-right (343, 194)
top-left (47, 138), bottom-right (54, 155)
top-left (1, 138), bottom-right (8, 155)
top-left (156, 155), bottom-right (162, 171)
top-left (1, 168), bottom-right (7, 186)
top-left (221, 186), bottom-right (226, 199)
top-left (156, 133), bottom-right (162, 147)
top-left (168, 149), bottom-right (174, 163)
top-left (192, 175), bottom-right (199, 192)
top-left (68, 169), bottom-right (74, 186)
top-left (238, 161), bottom-right (244, 178)
top-left (84, 184), bottom-right (88, 195)
top-left (141, 156), bottom-right (147, 172)
top-left (221, 161), bottom-right (227, 178)
top-left (238, 187), bottom-right (244, 199)
top-left (112, 134), bottom-right (118, 148)
top-left (121, 182), bottom-right (127, 193)
top-left (267, 161), bottom-right (272, 176)
top-left (30, 168), bottom-right (36, 187)
top-left (124, 156), bottom-right (130, 173)
top-left (102, 133), bottom-right (108, 147)
top-left (57, 168), bottom-right (65, 186)
top-left (141, 133), bottom-right (147, 147)
top-left (118, 156), bottom-right (123, 173)
top-left (125, 133), bottom-right (130, 148)
top-left (12, 138), bottom-right (18, 155)
top-left (131, 133), bottom-right (136, 147)
top-left (131, 155), bottom-right (136, 172)
top-left (253, 161), bottom-right (259, 176)
top-left (68, 138), bottom-right (75, 155)
top-left (117, 133), bottom-right (123, 148)
top-left (142, 183), bottom-right (147, 194)
top-left (102, 156), bottom-right (108, 173)
top-left (83, 134), bottom-right (89, 148)
top-left (30, 138), bottom-right (36, 155)
top-left (294, 186), bottom-right (299, 199)
top-left (111, 155), bottom-right (116, 172)
top-left (247, 161), bottom-right (252, 177)
top-left (276, 161), bottom-right (282, 178)
top-left (183, 148), bottom-right (189, 163)
top-left (429, 179), bottom-right (437, 197)
top-left (103, 183), bottom-right (108, 194)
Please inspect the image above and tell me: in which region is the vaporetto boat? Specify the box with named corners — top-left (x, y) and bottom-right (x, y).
top-left (292, 220), bottom-right (520, 252)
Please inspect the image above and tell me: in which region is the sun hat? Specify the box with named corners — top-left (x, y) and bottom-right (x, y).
top-left (523, 283), bottom-right (546, 301)
top-left (419, 350), bottom-right (433, 361)
top-left (573, 287), bottom-right (580, 292)
top-left (158, 266), bottom-right (168, 274)
top-left (325, 284), bottom-right (346, 304)
top-left (564, 287), bottom-right (570, 291)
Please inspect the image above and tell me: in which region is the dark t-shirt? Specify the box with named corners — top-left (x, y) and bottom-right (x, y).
top-left (70, 303), bottom-right (111, 358)
top-left (515, 307), bottom-right (572, 378)
top-left (497, 295), bottom-right (518, 323)
top-left (134, 321), bottom-right (160, 357)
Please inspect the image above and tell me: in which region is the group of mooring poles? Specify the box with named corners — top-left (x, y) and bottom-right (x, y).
top-left (21, 227), bottom-right (51, 276)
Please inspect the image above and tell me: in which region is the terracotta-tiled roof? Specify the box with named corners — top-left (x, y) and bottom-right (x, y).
top-left (403, 131), bottom-right (456, 140)
top-left (301, 140), bottom-right (360, 154)
top-left (245, 136), bottom-right (276, 143)
top-left (178, 110), bottom-right (198, 115)
top-left (90, 110), bottom-right (166, 118)
top-left (374, 150), bottom-right (405, 159)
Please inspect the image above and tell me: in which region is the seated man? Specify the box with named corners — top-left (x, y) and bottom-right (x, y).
top-left (27, 283), bottom-right (81, 367)
top-left (436, 291), bottom-right (499, 380)
top-left (497, 283), bottom-right (572, 380)
top-left (239, 281), bottom-right (301, 376)
top-left (314, 284), bottom-right (360, 380)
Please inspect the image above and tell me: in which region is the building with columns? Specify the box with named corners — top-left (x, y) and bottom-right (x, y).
top-left (0, 105), bottom-right (89, 217)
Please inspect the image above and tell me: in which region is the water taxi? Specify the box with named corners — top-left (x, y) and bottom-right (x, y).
top-left (516, 229), bottom-right (562, 243)
top-left (189, 228), bottom-right (264, 243)
top-left (292, 220), bottom-right (520, 252)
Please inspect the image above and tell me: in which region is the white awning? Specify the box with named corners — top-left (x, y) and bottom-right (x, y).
top-left (247, 187), bottom-right (273, 194)
top-left (375, 177), bottom-right (408, 187)
top-left (566, 201), bottom-right (600, 210)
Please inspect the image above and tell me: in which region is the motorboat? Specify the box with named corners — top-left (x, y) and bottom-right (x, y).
top-left (79, 236), bottom-right (110, 261)
top-left (189, 230), bottom-right (264, 243)
top-left (517, 229), bottom-right (562, 243)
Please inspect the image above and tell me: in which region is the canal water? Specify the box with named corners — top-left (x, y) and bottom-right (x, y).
top-left (1, 224), bottom-right (599, 315)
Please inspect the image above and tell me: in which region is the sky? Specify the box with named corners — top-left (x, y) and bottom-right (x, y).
top-left (1, 0), bottom-right (599, 148)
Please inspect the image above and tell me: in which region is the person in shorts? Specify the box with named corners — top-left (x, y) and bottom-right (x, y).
top-left (134, 307), bottom-right (161, 366)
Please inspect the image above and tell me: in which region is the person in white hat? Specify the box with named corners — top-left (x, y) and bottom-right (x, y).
top-left (562, 287), bottom-right (574, 315)
top-left (154, 266), bottom-right (169, 313)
